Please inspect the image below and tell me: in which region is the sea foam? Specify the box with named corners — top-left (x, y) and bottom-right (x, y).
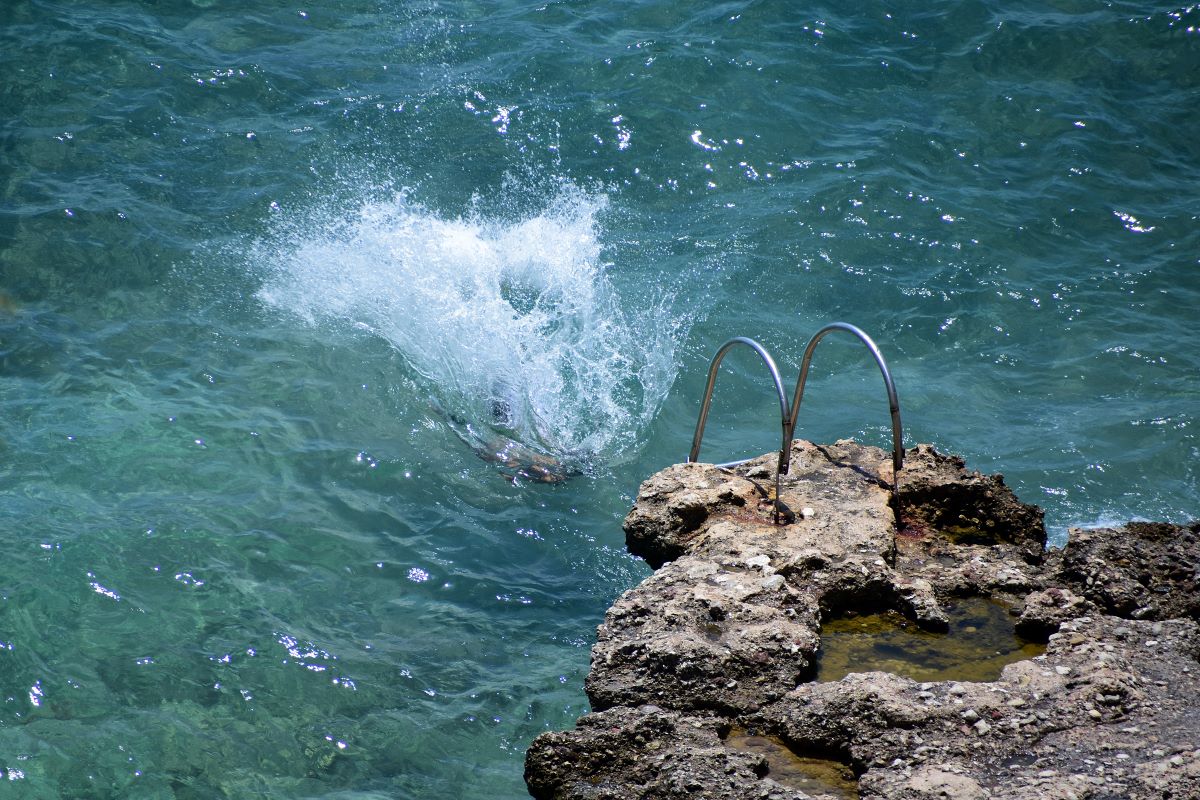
top-left (256, 182), bottom-right (678, 466)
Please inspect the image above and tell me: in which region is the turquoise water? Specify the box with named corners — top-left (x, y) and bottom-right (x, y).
top-left (1, 1), bottom-right (1197, 796)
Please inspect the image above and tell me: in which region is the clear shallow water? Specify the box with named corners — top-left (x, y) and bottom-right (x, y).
top-left (1, 0), bottom-right (1197, 796)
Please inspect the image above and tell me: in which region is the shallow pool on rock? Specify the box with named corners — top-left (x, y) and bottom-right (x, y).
top-left (724, 728), bottom-right (859, 800)
top-left (816, 597), bottom-right (1046, 683)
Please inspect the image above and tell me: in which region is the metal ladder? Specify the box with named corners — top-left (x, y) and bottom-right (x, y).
top-left (687, 322), bottom-right (904, 523)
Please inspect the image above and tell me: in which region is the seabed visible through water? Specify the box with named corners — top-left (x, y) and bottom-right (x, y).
top-left (725, 727), bottom-right (860, 800)
top-left (816, 596), bottom-right (1047, 684)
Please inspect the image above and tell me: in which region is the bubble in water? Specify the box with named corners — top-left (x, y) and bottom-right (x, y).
top-left (255, 180), bottom-right (678, 467)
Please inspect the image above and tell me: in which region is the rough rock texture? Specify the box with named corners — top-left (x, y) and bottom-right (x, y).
top-left (590, 442), bottom-right (896, 716)
top-left (526, 441), bottom-right (1200, 800)
top-left (1056, 522), bottom-right (1200, 621)
top-left (760, 614), bottom-right (1200, 800)
top-left (894, 445), bottom-right (1047, 565)
top-left (525, 707), bottom-right (817, 800)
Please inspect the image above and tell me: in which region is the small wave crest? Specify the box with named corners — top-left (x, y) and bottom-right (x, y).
top-left (256, 182), bottom-right (678, 467)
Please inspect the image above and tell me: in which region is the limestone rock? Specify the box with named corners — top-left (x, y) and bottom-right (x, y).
top-left (895, 444), bottom-right (1047, 563)
top-left (525, 442), bottom-right (1200, 800)
top-left (1056, 521), bottom-right (1200, 620)
top-left (524, 706), bottom-right (812, 800)
top-left (1015, 587), bottom-right (1091, 639)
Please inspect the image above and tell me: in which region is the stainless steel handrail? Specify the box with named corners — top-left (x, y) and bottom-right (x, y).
top-left (688, 337), bottom-right (791, 471)
top-left (686, 324), bottom-right (904, 524)
top-left (687, 337), bottom-right (790, 523)
top-left (787, 322), bottom-right (904, 481)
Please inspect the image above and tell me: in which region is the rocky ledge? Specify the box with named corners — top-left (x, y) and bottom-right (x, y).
top-left (525, 440), bottom-right (1200, 799)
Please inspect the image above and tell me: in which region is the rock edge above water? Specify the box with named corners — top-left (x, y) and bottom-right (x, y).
top-left (525, 440), bottom-right (1200, 800)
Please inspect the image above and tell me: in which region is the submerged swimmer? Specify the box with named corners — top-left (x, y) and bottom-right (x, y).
top-left (475, 434), bottom-right (576, 484)
top-left (478, 392), bottom-right (576, 483)
top-left (442, 390), bottom-right (577, 484)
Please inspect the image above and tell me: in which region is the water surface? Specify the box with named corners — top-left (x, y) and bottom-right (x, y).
top-left (1, 1), bottom-right (1197, 796)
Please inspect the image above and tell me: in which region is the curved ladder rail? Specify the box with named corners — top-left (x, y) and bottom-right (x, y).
top-left (687, 324), bottom-right (905, 525)
top-left (687, 337), bottom-right (791, 524)
top-left (788, 322), bottom-right (904, 487)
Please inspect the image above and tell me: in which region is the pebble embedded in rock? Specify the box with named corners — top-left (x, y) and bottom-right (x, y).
top-left (760, 574), bottom-right (785, 592)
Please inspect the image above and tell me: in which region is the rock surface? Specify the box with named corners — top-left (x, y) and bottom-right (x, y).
top-left (526, 441), bottom-right (1200, 799)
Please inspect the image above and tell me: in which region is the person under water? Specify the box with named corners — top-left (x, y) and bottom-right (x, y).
top-left (444, 390), bottom-right (576, 484)
top-left (477, 434), bottom-right (574, 484)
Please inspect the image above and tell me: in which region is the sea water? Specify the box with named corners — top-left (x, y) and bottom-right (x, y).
top-left (1, 1), bottom-right (1196, 796)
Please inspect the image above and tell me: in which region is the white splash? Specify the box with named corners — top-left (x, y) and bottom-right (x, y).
top-left (256, 183), bottom-right (678, 466)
